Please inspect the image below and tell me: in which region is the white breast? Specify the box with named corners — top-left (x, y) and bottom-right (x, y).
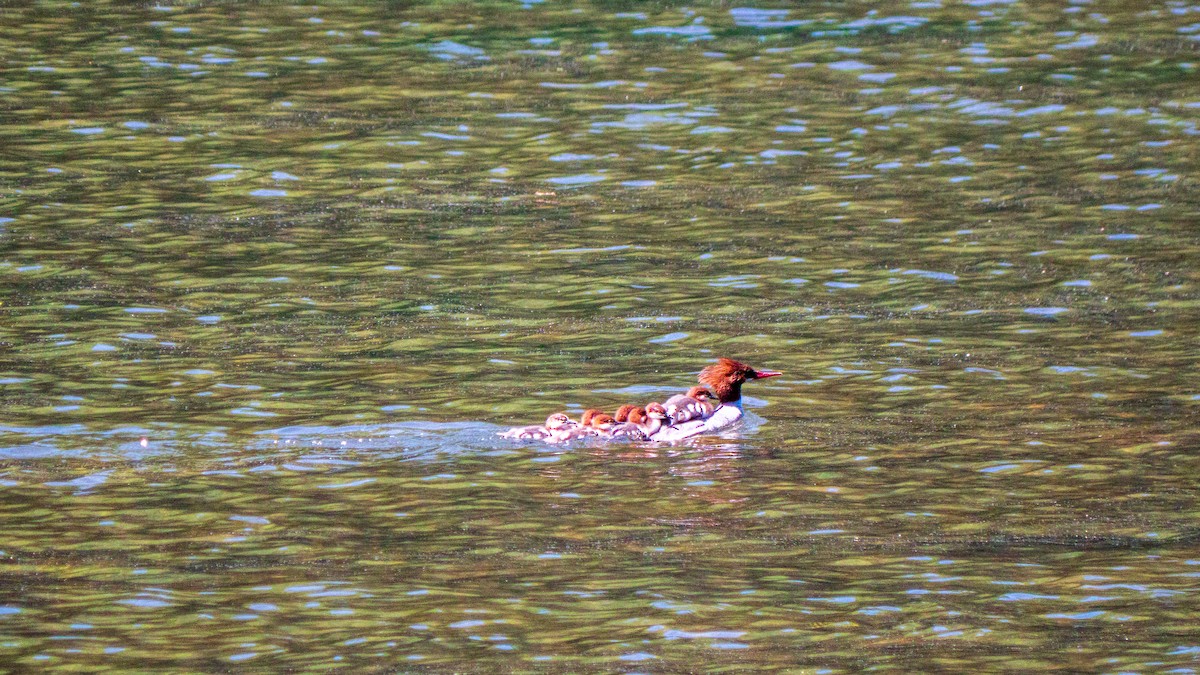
top-left (650, 404), bottom-right (744, 442)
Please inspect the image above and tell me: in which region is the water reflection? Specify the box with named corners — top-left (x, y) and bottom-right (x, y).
top-left (3, 437), bottom-right (1199, 669)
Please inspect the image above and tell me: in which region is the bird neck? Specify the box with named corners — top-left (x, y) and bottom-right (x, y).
top-left (709, 379), bottom-right (743, 404)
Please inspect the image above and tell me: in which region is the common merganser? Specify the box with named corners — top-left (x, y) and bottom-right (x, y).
top-left (651, 358), bottom-right (782, 442)
top-left (613, 404), bottom-right (637, 423)
top-left (498, 358), bottom-right (780, 444)
top-left (555, 409), bottom-right (607, 441)
top-left (600, 403), bottom-right (669, 441)
top-left (499, 412), bottom-right (576, 442)
top-left (588, 413), bottom-right (617, 434)
top-left (609, 406), bottom-right (647, 438)
top-left (642, 402), bottom-right (670, 436)
top-left (662, 386), bottom-right (717, 424)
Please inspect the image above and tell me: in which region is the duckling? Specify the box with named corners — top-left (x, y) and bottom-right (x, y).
top-left (499, 412), bottom-right (575, 441)
top-left (605, 403), bottom-right (668, 441)
top-left (663, 386), bottom-right (717, 424)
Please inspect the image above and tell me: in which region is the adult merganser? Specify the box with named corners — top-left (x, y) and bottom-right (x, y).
top-left (498, 358), bottom-right (780, 444)
top-left (651, 358), bottom-right (782, 442)
top-left (662, 386), bottom-right (717, 424)
top-left (499, 412), bottom-right (576, 442)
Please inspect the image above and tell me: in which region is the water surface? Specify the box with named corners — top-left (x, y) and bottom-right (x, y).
top-left (1, 1), bottom-right (1198, 670)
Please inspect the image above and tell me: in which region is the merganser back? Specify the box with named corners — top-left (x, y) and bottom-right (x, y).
top-left (651, 358), bottom-right (782, 442)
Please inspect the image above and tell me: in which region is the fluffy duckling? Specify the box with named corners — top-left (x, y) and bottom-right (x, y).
top-left (663, 386), bottom-right (717, 424)
top-left (605, 403), bottom-right (668, 441)
top-left (589, 413), bottom-right (618, 433)
top-left (499, 412), bottom-right (575, 441)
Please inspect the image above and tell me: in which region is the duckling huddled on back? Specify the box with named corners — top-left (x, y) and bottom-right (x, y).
top-left (663, 386), bottom-right (716, 424)
top-left (603, 403), bottom-right (670, 441)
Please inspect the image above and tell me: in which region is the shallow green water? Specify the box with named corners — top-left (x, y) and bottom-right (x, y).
top-left (2, 1), bottom-right (1199, 670)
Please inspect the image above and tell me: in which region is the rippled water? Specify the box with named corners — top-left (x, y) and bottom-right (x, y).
top-left (2, 1), bottom-right (1199, 670)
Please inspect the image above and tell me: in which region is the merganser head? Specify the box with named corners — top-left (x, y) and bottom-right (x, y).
top-left (698, 358), bottom-right (782, 403)
top-left (626, 407), bottom-right (648, 424)
top-left (685, 386), bottom-right (716, 402)
top-left (613, 404), bottom-right (636, 423)
top-left (545, 412), bottom-right (573, 430)
top-left (580, 409), bottom-right (604, 426)
top-left (644, 402), bottom-right (669, 420)
top-left (590, 413), bottom-right (616, 431)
